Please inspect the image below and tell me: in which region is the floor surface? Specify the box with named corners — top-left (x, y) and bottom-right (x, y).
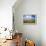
top-left (0, 39), bottom-right (16, 46)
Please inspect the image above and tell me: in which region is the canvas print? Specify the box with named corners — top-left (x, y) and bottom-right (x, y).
top-left (23, 15), bottom-right (36, 24)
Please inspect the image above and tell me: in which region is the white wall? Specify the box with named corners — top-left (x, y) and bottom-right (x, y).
top-left (41, 0), bottom-right (46, 46)
top-left (13, 0), bottom-right (46, 46)
top-left (0, 0), bottom-right (46, 46)
top-left (0, 0), bottom-right (16, 30)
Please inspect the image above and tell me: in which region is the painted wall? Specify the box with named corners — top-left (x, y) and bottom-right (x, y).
top-left (0, 0), bottom-right (16, 39)
top-left (0, 0), bottom-right (46, 46)
top-left (13, 0), bottom-right (46, 46)
top-left (41, 0), bottom-right (46, 46)
top-left (0, 0), bottom-right (16, 29)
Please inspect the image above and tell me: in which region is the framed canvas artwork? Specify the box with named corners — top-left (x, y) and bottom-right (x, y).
top-left (23, 15), bottom-right (36, 24)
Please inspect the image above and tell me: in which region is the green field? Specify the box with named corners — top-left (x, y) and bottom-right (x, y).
top-left (23, 19), bottom-right (35, 23)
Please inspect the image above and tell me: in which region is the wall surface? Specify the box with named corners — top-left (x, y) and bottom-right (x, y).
top-left (41, 0), bottom-right (46, 46)
top-left (0, 0), bottom-right (16, 30)
top-left (0, 0), bottom-right (16, 39)
top-left (13, 0), bottom-right (46, 46)
top-left (0, 0), bottom-right (46, 46)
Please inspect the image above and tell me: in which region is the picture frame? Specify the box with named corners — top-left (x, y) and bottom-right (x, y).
top-left (23, 15), bottom-right (36, 24)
